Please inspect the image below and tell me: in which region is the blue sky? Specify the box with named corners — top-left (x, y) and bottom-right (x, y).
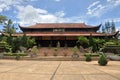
top-left (0, 0), bottom-right (120, 31)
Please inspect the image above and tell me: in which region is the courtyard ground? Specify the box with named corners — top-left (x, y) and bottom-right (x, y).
top-left (0, 60), bottom-right (119, 80)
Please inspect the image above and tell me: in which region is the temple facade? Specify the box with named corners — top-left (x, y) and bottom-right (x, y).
top-left (12, 23), bottom-right (117, 47)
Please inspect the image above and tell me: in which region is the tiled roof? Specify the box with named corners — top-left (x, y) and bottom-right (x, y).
top-left (19, 23), bottom-right (101, 29)
top-left (11, 32), bottom-right (115, 37)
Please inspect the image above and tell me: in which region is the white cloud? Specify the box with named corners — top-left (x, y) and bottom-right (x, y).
top-left (55, 11), bottom-right (66, 17)
top-left (87, 4), bottom-right (105, 17)
top-left (87, 1), bottom-right (100, 10)
top-left (87, 0), bottom-right (120, 17)
top-left (0, 0), bottom-right (24, 12)
top-left (0, 0), bottom-right (39, 13)
top-left (16, 5), bottom-right (86, 26)
top-left (16, 5), bottom-right (62, 25)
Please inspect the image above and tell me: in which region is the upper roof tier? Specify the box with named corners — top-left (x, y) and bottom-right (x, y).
top-left (19, 23), bottom-right (101, 29)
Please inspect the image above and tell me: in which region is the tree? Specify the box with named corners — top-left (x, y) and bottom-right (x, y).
top-left (3, 19), bottom-right (16, 34)
top-left (111, 20), bottom-right (116, 33)
top-left (89, 34), bottom-right (94, 47)
top-left (102, 25), bottom-right (105, 33)
top-left (20, 33), bottom-right (36, 49)
top-left (0, 15), bottom-right (7, 24)
top-left (105, 21), bottom-right (111, 33)
top-left (103, 20), bottom-right (116, 34)
top-left (77, 36), bottom-right (89, 48)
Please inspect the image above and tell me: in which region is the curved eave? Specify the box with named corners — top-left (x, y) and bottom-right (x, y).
top-left (19, 24), bottom-right (24, 31)
top-left (86, 24), bottom-right (101, 31)
top-left (19, 24), bottom-right (101, 32)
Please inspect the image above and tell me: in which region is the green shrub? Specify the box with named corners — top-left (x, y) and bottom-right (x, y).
top-left (98, 53), bottom-right (108, 66)
top-left (15, 54), bottom-right (20, 60)
top-left (85, 53), bottom-right (92, 62)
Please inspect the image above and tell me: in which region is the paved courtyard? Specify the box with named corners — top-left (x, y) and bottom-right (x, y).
top-left (0, 60), bottom-right (119, 80)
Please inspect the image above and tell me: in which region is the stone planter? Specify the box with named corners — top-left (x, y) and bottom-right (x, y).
top-left (72, 53), bottom-right (79, 58)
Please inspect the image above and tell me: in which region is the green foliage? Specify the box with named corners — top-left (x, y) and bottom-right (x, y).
top-left (89, 34), bottom-right (94, 47)
top-left (53, 47), bottom-right (58, 56)
top-left (31, 46), bottom-right (38, 55)
top-left (54, 47), bottom-right (58, 51)
top-left (1, 34), bottom-right (35, 53)
top-left (0, 15), bottom-right (7, 24)
top-left (0, 41), bottom-right (10, 52)
top-left (77, 36), bottom-right (89, 48)
top-left (103, 21), bottom-right (116, 34)
top-left (85, 53), bottom-right (92, 62)
top-left (0, 15), bottom-right (35, 52)
top-left (88, 34), bottom-right (106, 52)
top-left (72, 46), bottom-right (79, 58)
top-left (3, 19), bottom-right (16, 34)
top-left (98, 54), bottom-right (108, 66)
top-left (102, 41), bottom-right (120, 54)
top-left (72, 46), bottom-right (78, 54)
top-left (20, 34), bottom-right (35, 49)
top-left (21, 34), bottom-right (28, 48)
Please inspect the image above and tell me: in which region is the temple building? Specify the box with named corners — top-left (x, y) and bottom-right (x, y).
top-left (12, 23), bottom-right (117, 47)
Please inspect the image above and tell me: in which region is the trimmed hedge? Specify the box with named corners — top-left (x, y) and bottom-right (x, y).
top-left (84, 53), bottom-right (99, 57)
top-left (3, 53), bottom-right (28, 56)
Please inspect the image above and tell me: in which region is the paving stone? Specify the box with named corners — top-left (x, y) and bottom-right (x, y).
top-left (0, 73), bottom-right (51, 80)
top-left (53, 75), bottom-right (84, 80)
top-left (0, 60), bottom-right (119, 80)
top-left (83, 75), bottom-right (119, 80)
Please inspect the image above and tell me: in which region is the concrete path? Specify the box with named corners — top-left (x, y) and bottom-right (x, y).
top-left (0, 60), bottom-right (119, 80)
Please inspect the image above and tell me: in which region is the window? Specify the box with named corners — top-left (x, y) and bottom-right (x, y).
top-left (53, 28), bottom-right (65, 32)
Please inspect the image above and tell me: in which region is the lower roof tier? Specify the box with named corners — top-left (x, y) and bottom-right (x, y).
top-left (10, 32), bottom-right (116, 37)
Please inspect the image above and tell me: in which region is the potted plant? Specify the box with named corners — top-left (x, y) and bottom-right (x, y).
top-left (31, 46), bottom-right (38, 57)
top-left (98, 53), bottom-right (108, 66)
top-left (72, 46), bottom-right (79, 58)
top-left (53, 48), bottom-right (58, 56)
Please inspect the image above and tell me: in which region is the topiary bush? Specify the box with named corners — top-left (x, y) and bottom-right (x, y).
top-left (98, 53), bottom-right (108, 66)
top-left (85, 53), bottom-right (92, 62)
